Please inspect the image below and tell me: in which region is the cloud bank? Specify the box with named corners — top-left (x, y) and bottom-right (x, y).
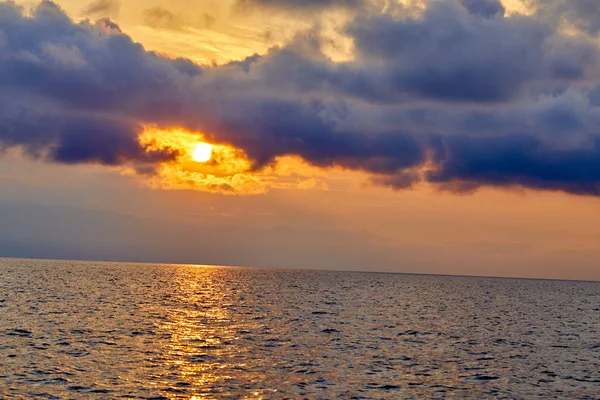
top-left (1, 0), bottom-right (600, 195)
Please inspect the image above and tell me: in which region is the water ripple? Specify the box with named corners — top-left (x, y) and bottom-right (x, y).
top-left (1, 258), bottom-right (599, 398)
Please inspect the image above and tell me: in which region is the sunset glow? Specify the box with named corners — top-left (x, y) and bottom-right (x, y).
top-left (1, 0), bottom-right (600, 282)
top-left (4, 1), bottom-right (600, 397)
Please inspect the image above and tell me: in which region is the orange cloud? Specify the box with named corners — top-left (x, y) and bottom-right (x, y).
top-left (136, 127), bottom-right (331, 194)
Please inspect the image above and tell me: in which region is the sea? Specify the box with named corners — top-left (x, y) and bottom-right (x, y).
top-left (1, 258), bottom-right (599, 399)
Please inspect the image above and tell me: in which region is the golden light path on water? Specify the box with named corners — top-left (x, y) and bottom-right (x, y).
top-left (155, 265), bottom-right (284, 398)
top-left (3, 259), bottom-right (599, 398)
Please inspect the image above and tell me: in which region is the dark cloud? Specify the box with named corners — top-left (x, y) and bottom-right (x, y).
top-left (427, 134), bottom-right (600, 196)
top-left (210, 98), bottom-right (426, 173)
top-left (370, 171), bottom-right (422, 190)
top-left (0, 92), bottom-right (178, 166)
top-left (0, 1), bottom-right (182, 167)
top-left (229, 2), bottom-right (597, 104)
top-left (2, 0), bottom-right (600, 196)
top-left (343, 1), bottom-right (598, 103)
top-left (460, 0), bottom-right (504, 17)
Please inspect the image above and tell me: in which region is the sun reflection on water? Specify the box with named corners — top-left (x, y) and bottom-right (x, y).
top-left (3, 261), bottom-right (599, 398)
top-left (154, 267), bottom-right (278, 399)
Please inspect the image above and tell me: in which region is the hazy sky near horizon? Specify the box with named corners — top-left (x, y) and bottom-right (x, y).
top-left (1, 0), bottom-right (600, 280)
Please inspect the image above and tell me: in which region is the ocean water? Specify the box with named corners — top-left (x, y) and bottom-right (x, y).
top-left (1, 259), bottom-right (599, 399)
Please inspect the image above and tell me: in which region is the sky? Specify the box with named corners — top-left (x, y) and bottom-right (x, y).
top-left (0, 0), bottom-right (599, 281)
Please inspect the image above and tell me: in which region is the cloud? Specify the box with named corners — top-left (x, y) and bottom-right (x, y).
top-left (0, 1), bottom-right (181, 168)
top-left (343, 1), bottom-right (598, 103)
top-left (533, 0), bottom-right (600, 35)
top-left (142, 6), bottom-right (216, 31)
top-left (142, 6), bottom-right (181, 30)
top-left (0, 94), bottom-right (178, 166)
top-left (236, 0), bottom-right (364, 12)
top-left (1, 0), bottom-right (600, 196)
top-left (460, 0), bottom-right (504, 17)
top-left (81, 0), bottom-right (119, 18)
top-left (427, 134), bottom-right (600, 196)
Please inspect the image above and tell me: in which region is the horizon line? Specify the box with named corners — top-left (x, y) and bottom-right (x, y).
top-left (1, 255), bottom-right (598, 284)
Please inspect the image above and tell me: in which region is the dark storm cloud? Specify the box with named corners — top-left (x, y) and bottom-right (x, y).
top-left (0, 1), bottom-right (190, 166)
top-left (211, 98), bottom-right (426, 172)
top-left (343, 1), bottom-right (598, 103)
top-left (2, 0), bottom-right (600, 195)
top-left (0, 1), bottom-right (424, 176)
top-left (427, 134), bottom-right (600, 196)
top-left (0, 92), bottom-right (178, 166)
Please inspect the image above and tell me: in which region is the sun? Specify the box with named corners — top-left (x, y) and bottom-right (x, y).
top-left (192, 142), bottom-right (213, 162)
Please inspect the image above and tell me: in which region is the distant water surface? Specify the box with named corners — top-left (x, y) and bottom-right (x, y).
top-left (1, 258), bottom-right (599, 399)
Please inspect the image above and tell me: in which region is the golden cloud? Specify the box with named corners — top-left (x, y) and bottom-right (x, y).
top-left (136, 127), bottom-right (331, 195)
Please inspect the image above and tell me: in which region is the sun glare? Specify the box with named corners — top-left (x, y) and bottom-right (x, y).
top-left (193, 142), bottom-right (213, 162)
top-left (140, 128), bottom-right (323, 194)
